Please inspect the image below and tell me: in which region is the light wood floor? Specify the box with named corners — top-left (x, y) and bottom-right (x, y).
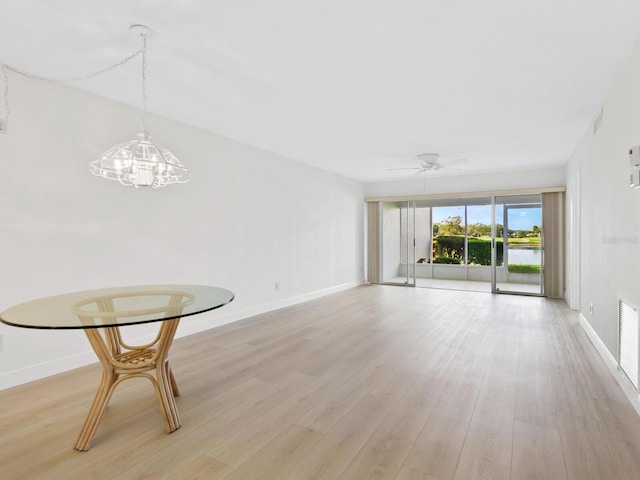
top-left (2, 285), bottom-right (640, 479)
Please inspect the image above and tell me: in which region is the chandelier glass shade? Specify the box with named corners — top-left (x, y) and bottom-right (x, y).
top-left (89, 132), bottom-right (190, 188)
top-left (89, 25), bottom-right (189, 188)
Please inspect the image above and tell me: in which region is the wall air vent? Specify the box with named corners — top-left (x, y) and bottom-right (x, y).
top-left (619, 298), bottom-right (639, 390)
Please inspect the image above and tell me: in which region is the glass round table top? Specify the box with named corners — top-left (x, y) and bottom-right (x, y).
top-left (0, 284), bottom-right (235, 330)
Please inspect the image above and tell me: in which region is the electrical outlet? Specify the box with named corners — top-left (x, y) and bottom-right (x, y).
top-left (588, 303), bottom-right (595, 316)
top-left (275, 282), bottom-right (280, 292)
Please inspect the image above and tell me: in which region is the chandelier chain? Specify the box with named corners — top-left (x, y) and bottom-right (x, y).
top-left (1, 65), bottom-right (9, 131)
top-left (1, 48), bottom-right (143, 83)
top-left (141, 35), bottom-right (148, 134)
top-left (1, 47), bottom-right (143, 132)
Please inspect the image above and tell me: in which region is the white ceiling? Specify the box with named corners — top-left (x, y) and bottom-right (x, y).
top-left (2, 1), bottom-right (640, 183)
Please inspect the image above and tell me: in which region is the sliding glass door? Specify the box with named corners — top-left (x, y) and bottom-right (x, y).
top-left (493, 194), bottom-right (543, 295)
top-left (380, 201), bottom-right (415, 285)
top-left (416, 198), bottom-right (493, 291)
top-left (368, 191), bottom-right (557, 295)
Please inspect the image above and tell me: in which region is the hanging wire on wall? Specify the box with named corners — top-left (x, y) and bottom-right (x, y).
top-left (1, 25), bottom-right (190, 188)
top-left (0, 65), bottom-right (8, 134)
top-left (1, 47), bottom-right (143, 133)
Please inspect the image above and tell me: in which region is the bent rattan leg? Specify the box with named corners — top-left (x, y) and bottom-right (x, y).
top-left (154, 359), bottom-right (181, 432)
top-left (169, 365), bottom-right (180, 397)
top-left (74, 368), bottom-right (118, 451)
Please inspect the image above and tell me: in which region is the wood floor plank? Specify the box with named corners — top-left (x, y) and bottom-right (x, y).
top-left (404, 370), bottom-right (483, 480)
top-left (113, 373), bottom-right (315, 479)
top-left (220, 424), bottom-right (323, 480)
top-left (295, 360), bottom-right (399, 433)
top-left (205, 364), bottom-right (357, 468)
top-left (338, 373), bottom-right (445, 479)
top-left (396, 466), bottom-right (441, 480)
top-left (282, 389), bottom-right (412, 480)
top-left (592, 398), bottom-right (640, 480)
top-left (165, 455), bottom-right (233, 480)
top-left (557, 412), bottom-right (619, 480)
top-left (452, 455), bottom-right (511, 480)
top-left (2, 286), bottom-right (640, 480)
top-left (460, 402), bottom-right (514, 468)
top-left (515, 325), bottom-right (559, 429)
top-left (511, 420), bottom-right (567, 480)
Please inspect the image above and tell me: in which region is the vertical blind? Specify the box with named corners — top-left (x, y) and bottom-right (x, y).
top-left (367, 202), bottom-right (381, 283)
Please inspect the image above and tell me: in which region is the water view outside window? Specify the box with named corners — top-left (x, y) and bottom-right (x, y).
top-left (504, 206), bottom-right (542, 274)
top-left (429, 202), bottom-right (541, 273)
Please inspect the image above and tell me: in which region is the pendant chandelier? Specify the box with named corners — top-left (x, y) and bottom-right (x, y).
top-left (89, 25), bottom-right (190, 188)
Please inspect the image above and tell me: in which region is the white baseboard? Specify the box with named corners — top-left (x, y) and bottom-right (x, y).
top-left (579, 313), bottom-right (640, 415)
top-left (174, 281), bottom-right (361, 338)
top-left (0, 281), bottom-right (362, 391)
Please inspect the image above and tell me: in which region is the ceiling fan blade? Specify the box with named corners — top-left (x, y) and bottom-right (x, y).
top-left (386, 153), bottom-right (467, 175)
top-left (438, 158), bottom-right (469, 167)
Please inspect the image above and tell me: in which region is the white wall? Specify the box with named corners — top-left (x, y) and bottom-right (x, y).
top-left (566, 38), bottom-right (640, 360)
top-left (364, 166), bottom-right (566, 198)
top-left (0, 76), bottom-right (364, 389)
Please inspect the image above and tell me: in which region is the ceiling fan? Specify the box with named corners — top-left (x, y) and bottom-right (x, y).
top-left (387, 153), bottom-right (468, 173)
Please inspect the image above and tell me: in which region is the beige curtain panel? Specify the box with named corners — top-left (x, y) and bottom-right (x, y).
top-left (366, 202), bottom-right (381, 283)
top-left (542, 191), bottom-right (565, 298)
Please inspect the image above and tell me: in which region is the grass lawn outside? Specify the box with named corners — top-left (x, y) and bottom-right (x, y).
top-left (475, 236), bottom-right (541, 247)
top-left (508, 264), bottom-right (541, 274)
top-left (508, 236), bottom-right (541, 247)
